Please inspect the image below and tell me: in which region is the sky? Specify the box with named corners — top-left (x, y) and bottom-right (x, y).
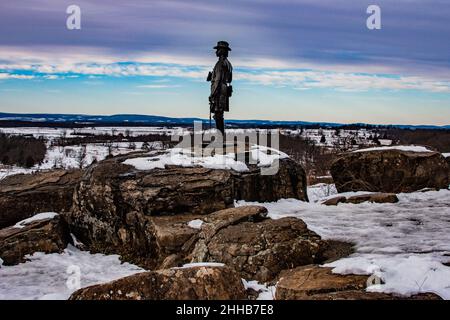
top-left (0, 0), bottom-right (449, 125)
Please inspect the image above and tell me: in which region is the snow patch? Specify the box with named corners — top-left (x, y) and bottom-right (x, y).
top-left (353, 145), bottom-right (434, 153)
top-left (123, 148), bottom-right (250, 172)
top-left (178, 262), bottom-right (225, 269)
top-left (242, 279), bottom-right (277, 300)
top-left (0, 245), bottom-right (144, 300)
top-left (123, 145), bottom-right (288, 172)
top-left (250, 145), bottom-right (289, 167)
top-left (327, 255), bottom-right (450, 299)
top-left (307, 183), bottom-right (338, 202)
top-left (13, 212), bottom-right (59, 229)
top-left (187, 219), bottom-right (204, 229)
top-left (70, 233), bottom-right (85, 249)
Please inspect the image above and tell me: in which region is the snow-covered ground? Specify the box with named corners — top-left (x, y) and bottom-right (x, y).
top-left (281, 127), bottom-right (391, 148)
top-left (237, 186), bottom-right (450, 299)
top-left (0, 125), bottom-right (398, 180)
top-left (0, 126), bottom-right (390, 148)
top-left (353, 145), bottom-right (434, 153)
top-left (123, 145), bottom-right (288, 172)
top-left (0, 245), bottom-right (144, 300)
top-left (0, 126), bottom-right (183, 139)
top-left (1, 185), bottom-right (449, 300)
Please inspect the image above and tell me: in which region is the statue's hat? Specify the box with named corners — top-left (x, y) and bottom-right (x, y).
top-left (214, 41), bottom-right (231, 51)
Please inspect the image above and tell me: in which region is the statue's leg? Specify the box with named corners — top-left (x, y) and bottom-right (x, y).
top-left (214, 111), bottom-right (225, 139)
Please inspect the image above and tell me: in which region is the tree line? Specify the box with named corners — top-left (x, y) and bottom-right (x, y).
top-left (0, 133), bottom-right (47, 168)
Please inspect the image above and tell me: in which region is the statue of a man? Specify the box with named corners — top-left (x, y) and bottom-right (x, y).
top-left (207, 41), bottom-right (233, 137)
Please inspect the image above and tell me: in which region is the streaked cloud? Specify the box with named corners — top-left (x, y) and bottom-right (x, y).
top-left (0, 73), bottom-right (34, 80)
top-left (138, 84), bottom-right (181, 89)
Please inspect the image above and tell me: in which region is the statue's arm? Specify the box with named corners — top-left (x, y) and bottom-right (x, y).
top-left (210, 61), bottom-right (223, 98)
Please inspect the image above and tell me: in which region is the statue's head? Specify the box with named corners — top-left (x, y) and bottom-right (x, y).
top-left (214, 41), bottom-right (231, 58)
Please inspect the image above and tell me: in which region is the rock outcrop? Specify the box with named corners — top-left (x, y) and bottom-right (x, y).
top-left (275, 265), bottom-right (441, 300)
top-left (66, 152), bottom-right (309, 269)
top-left (190, 208), bottom-right (327, 282)
top-left (69, 265), bottom-right (246, 300)
top-left (0, 170), bottom-right (82, 229)
top-left (331, 148), bottom-right (449, 193)
top-left (232, 158), bottom-right (308, 202)
top-left (0, 214), bottom-right (71, 265)
top-left (322, 193), bottom-right (399, 206)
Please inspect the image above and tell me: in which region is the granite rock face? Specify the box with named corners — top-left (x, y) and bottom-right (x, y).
top-left (66, 152), bottom-right (309, 269)
top-left (190, 210), bottom-right (327, 282)
top-left (69, 265), bottom-right (246, 300)
top-left (275, 265), bottom-right (441, 300)
top-left (331, 149), bottom-right (449, 193)
top-left (0, 170), bottom-right (82, 229)
top-left (0, 214), bottom-right (71, 265)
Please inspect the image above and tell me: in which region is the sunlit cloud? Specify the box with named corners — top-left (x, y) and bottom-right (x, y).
top-left (0, 73), bottom-right (34, 80)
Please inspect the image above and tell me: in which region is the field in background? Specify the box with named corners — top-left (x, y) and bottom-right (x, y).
top-left (0, 125), bottom-right (449, 184)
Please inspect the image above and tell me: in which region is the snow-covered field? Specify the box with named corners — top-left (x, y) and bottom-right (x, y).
top-left (0, 141), bottom-right (163, 180)
top-left (238, 185), bottom-right (450, 299)
top-left (0, 126), bottom-right (448, 300)
top-left (0, 125), bottom-right (394, 181)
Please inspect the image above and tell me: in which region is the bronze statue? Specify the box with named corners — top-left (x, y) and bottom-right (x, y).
top-left (207, 41), bottom-right (233, 137)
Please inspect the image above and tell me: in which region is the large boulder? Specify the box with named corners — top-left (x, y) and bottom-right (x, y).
top-left (232, 158), bottom-right (309, 202)
top-left (69, 265), bottom-right (246, 300)
top-left (276, 265), bottom-right (441, 300)
top-left (190, 209), bottom-right (327, 282)
top-left (0, 213), bottom-right (71, 265)
top-left (331, 148), bottom-right (449, 193)
top-left (66, 151), bottom-right (308, 268)
top-left (0, 169), bottom-right (82, 229)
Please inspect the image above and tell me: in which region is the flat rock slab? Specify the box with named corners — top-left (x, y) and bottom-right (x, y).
top-left (331, 149), bottom-right (449, 193)
top-left (0, 215), bottom-right (71, 265)
top-left (69, 265), bottom-right (246, 300)
top-left (276, 265), bottom-right (441, 300)
top-left (322, 193), bottom-right (399, 206)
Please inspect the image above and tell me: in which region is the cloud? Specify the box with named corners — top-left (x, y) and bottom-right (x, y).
top-left (0, 73), bottom-right (34, 80)
top-left (44, 75), bottom-right (59, 80)
top-left (1, 0), bottom-right (449, 80)
top-left (138, 84), bottom-right (181, 89)
top-left (0, 44), bottom-right (449, 93)
top-left (237, 70), bottom-right (450, 93)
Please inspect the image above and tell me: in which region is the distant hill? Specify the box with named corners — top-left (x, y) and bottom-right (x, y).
top-left (0, 112), bottom-right (448, 130)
